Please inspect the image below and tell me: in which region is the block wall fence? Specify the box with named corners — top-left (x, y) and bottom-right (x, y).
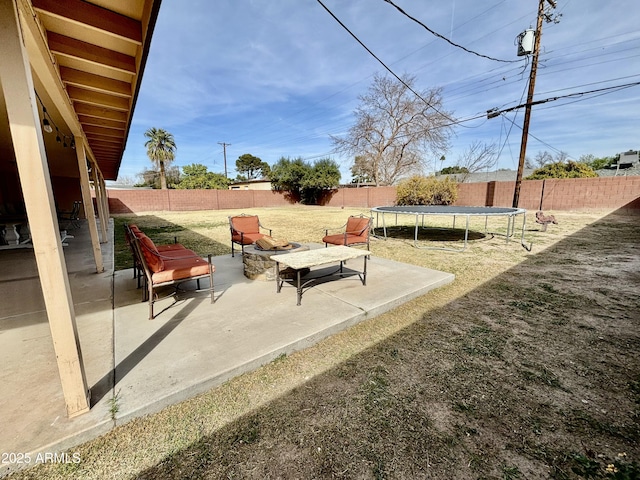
top-left (103, 176), bottom-right (640, 214)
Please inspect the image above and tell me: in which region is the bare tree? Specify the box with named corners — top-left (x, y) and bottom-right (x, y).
top-left (137, 166), bottom-right (180, 189)
top-left (331, 73), bottom-right (453, 186)
top-left (533, 150), bottom-right (570, 169)
top-left (533, 150), bottom-right (554, 168)
top-left (455, 140), bottom-right (498, 182)
top-left (350, 155), bottom-right (375, 184)
top-left (115, 175), bottom-right (136, 186)
top-left (524, 156), bottom-right (534, 169)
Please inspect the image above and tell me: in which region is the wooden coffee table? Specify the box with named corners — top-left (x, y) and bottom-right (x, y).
top-left (274, 245), bottom-right (370, 305)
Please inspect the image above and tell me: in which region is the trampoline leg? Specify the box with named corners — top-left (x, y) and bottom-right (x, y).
top-left (382, 212), bottom-right (387, 239)
top-left (521, 213), bottom-right (533, 251)
top-left (464, 215), bottom-right (469, 250)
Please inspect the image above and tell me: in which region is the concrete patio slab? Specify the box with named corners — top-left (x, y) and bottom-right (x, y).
top-left (0, 223), bottom-right (453, 478)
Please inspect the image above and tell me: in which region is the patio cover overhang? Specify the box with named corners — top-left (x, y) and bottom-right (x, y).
top-left (0, 0), bottom-right (161, 416)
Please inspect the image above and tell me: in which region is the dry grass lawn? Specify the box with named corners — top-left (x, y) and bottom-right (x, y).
top-left (8, 206), bottom-right (640, 479)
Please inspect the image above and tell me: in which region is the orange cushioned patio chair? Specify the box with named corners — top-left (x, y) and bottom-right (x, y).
top-left (322, 214), bottom-right (372, 250)
top-left (229, 214), bottom-right (272, 257)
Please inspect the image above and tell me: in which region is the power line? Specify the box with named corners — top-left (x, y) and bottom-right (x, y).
top-left (487, 80), bottom-right (640, 117)
top-left (536, 52), bottom-right (640, 80)
top-left (499, 112), bottom-right (570, 158)
top-left (185, 6), bottom-right (636, 169)
top-left (535, 74), bottom-right (640, 96)
top-left (495, 81), bottom-right (640, 162)
top-left (212, 15), bottom-right (637, 156)
top-left (382, 0), bottom-right (521, 63)
top-left (496, 78), bottom-right (530, 169)
top-left (316, 0), bottom-right (460, 125)
top-left (440, 38), bottom-right (638, 103)
top-left (219, 4), bottom-right (532, 151)
top-left (536, 85), bottom-right (640, 111)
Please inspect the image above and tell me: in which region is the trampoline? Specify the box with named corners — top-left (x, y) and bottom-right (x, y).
top-left (371, 205), bottom-right (531, 252)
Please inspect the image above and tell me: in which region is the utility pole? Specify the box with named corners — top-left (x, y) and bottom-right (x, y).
top-left (512, 0), bottom-right (557, 208)
top-left (218, 142), bottom-right (231, 178)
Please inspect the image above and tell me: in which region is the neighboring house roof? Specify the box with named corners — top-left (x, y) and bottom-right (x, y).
top-left (596, 163), bottom-right (640, 177)
top-left (229, 179), bottom-right (272, 190)
top-left (445, 165), bottom-right (640, 182)
top-left (230, 178), bottom-right (272, 184)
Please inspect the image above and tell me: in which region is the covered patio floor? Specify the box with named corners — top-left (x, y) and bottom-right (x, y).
top-left (0, 220), bottom-right (454, 476)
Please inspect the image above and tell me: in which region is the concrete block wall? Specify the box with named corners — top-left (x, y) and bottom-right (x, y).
top-left (320, 186), bottom-right (396, 208)
top-left (106, 189), bottom-right (293, 214)
top-left (105, 176), bottom-right (640, 214)
top-left (455, 177), bottom-right (640, 212)
top-left (539, 177), bottom-right (640, 213)
top-left (455, 182), bottom-right (491, 207)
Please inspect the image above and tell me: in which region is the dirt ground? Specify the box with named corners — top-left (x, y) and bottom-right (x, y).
top-left (7, 208), bottom-right (640, 479)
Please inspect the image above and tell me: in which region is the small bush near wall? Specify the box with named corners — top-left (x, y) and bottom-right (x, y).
top-left (526, 161), bottom-right (597, 180)
top-left (396, 175), bottom-right (458, 205)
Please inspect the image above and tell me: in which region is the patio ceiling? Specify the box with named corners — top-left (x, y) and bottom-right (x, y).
top-left (28, 0), bottom-right (161, 180)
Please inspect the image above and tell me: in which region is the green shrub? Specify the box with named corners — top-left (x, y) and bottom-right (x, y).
top-left (396, 175), bottom-right (458, 206)
top-left (526, 161), bottom-right (598, 180)
top-left (579, 154), bottom-right (615, 170)
top-left (440, 166), bottom-right (469, 175)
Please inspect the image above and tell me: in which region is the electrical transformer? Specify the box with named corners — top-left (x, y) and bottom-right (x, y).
top-left (517, 29), bottom-right (535, 56)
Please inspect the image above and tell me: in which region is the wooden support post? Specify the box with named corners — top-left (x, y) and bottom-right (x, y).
top-left (100, 172), bottom-right (109, 236)
top-left (90, 162), bottom-right (108, 242)
top-left (77, 143), bottom-right (104, 272)
top-left (0, 0), bottom-right (89, 417)
top-left (93, 169), bottom-right (109, 241)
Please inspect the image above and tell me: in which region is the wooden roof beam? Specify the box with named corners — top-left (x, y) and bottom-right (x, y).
top-left (67, 86), bottom-right (130, 111)
top-left (74, 103), bottom-right (128, 122)
top-left (89, 141), bottom-right (123, 149)
top-left (48, 32), bottom-right (136, 74)
top-left (93, 160), bottom-right (120, 168)
top-left (82, 125), bottom-right (126, 139)
top-left (78, 115), bottom-right (125, 130)
top-left (90, 154), bottom-right (120, 162)
top-left (32, 0), bottom-right (142, 44)
top-left (85, 135), bottom-right (124, 146)
top-left (59, 67), bottom-right (132, 98)
top-left (91, 152), bottom-right (121, 158)
top-left (88, 151), bottom-right (123, 159)
top-left (90, 149), bottom-right (121, 156)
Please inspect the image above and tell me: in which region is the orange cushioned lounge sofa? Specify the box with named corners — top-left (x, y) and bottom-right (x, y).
top-left (126, 224), bottom-right (215, 320)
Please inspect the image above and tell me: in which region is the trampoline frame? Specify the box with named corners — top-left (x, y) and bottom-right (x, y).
top-left (371, 205), bottom-right (531, 252)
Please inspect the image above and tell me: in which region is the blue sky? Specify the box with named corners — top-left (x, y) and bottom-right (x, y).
top-left (117, 0), bottom-right (640, 183)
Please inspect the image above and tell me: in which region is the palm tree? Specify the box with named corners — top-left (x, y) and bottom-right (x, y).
top-left (144, 128), bottom-right (176, 189)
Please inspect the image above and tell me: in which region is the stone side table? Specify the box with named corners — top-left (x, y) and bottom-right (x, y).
top-left (242, 243), bottom-right (309, 281)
